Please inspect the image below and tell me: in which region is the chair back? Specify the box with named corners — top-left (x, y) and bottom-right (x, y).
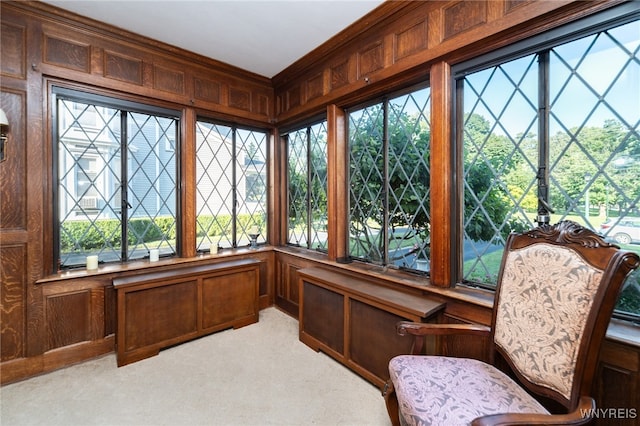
top-left (491, 221), bottom-right (639, 410)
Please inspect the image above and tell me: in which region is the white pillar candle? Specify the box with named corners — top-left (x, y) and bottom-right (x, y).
top-left (249, 226), bottom-right (259, 235)
top-left (210, 245), bottom-right (218, 254)
top-left (86, 255), bottom-right (99, 270)
top-left (149, 249), bottom-right (160, 262)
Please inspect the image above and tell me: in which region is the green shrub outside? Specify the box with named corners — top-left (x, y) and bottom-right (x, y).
top-left (62, 214), bottom-right (265, 252)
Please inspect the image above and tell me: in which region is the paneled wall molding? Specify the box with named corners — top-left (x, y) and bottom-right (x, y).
top-left (272, 0), bottom-right (618, 126)
top-left (4, 1), bottom-right (273, 123)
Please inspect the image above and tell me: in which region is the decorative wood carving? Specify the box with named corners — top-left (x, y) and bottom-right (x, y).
top-left (1, 22), bottom-right (26, 79)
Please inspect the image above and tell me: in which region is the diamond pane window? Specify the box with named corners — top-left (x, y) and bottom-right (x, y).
top-left (286, 121), bottom-right (328, 250)
top-left (55, 89), bottom-right (179, 268)
top-left (348, 86), bottom-right (431, 272)
top-left (195, 120), bottom-right (268, 252)
top-left (457, 15), bottom-right (639, 319)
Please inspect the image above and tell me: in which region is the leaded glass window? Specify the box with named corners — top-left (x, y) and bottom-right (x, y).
top-left (457, 10), bottom-right (640, 318)
top-left (286, 121), bottom-right (328, 250)
top-left (348, 86), bottom-right (431, 272)
top-left (54, 89), bottom-right (178, 268)
top-left (195, 120), bottom-right (268, 252)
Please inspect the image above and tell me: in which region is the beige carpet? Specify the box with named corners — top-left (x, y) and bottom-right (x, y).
top-left (1, 307), bottom-right (390, 426)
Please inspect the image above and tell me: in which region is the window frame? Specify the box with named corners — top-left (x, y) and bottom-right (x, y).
top-left (346, 82), bottom-right (432, 273)
top-left (282, 117), bottom-right (329, 252)
top-left (194, 116), bottom-right (269, 252)
top-left (451, 4), bottom-right (640, 320)
top-left (52, 86), bottom-right (181, 270)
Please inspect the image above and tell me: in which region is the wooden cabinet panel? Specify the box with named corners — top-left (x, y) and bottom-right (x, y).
top-left (202, 268), bottom-right (258, 329)
top-left (114, 259), bottom-right (260, 366)
top-left (123, 281), bottom-right (198, 351)
top-left (349, 299), bottom-right (415, 381)
top-left (301, 281), bottom-right (344, 356)
top-left (299, 267), bottom-right (444, 387)
top-left (593, 341), bottom-right (640, 425)
top-left (45, 291), bottom-right (91, 350)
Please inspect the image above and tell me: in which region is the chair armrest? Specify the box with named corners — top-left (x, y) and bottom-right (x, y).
top-left (471, 396), bottom-right (595, 426)
top-left (396, 321), bottom-right (491, 355)
top-left (397, 321), bottom-right (491, 337)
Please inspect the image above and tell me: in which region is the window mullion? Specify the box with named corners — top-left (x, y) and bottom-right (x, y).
top-left (306, 127), bottom-right (312, 249)
top-left (382, 99), bottom-right (390, 265)
top-left (231, 127), bottom-right (238, 247)
top-left (121, 110), bottom-right (129, 261)
top-left (537, 50), bottom-right (552, 225)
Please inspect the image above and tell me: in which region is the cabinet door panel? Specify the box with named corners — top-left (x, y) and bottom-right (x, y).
top-left (202, 269), bottom-right (258, 328)
top-left (123, 280), bottom-right (197, 351)
top-left (349, 299), bottom-right (414, 381)
top-left (302, 281), bottom-right (344, 354)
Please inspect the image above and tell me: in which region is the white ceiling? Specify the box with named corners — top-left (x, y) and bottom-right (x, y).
top-left (41, 0), bottom-right (386, 78)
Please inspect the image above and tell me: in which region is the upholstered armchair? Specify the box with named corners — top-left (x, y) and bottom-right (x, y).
top-left (384, 221), bottom-right (640, 426)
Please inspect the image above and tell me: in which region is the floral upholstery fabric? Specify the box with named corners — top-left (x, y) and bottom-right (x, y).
top-left (494, 243), bottom-right (602, 400)
top-left (388, 356), bottom-right (549, 426)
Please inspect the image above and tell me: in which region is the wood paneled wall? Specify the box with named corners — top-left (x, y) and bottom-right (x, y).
top-left (0, 0), bottom-right (274, 384)
top-left (272, 0), bottom-right (615, 125)
top-left (1, 3), bottom-right (638, 419)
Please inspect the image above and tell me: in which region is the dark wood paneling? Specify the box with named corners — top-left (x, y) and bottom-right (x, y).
top-left (0, 244), bottom-right (26, 361)
top-left (443, 1), bottom-right (487, 40)
top-left (43, 35), bottom-right (90, 72)
top-left (46, 291), bottom-right (91, 350)
top-left (330, 61), bottom-right (349, 90)
top-left (202, 269), bottom-right (257, 328)
top-left (0, 89), bottom-right (26, 230)
top-left (302, 281), bottom-right (345, 354)
top-left (306, 73), bottom-right (323, 102)
top-left (194, 77), bottom-right (221, 103)
top-left (104, 51), bottom-right (143, 85)
top-left (1, 21), bottom-right (26, 79)
top-left (349, 299), bottom-right (414, 381)
top-left (357, 41), bottom-right (384, 78)
top-left (287, 86), bottom-right (301, 110)
top-left (153, 64), bottom-right (185, 95)
top-left (229, 87), bottom-right (250, 111)
top-left (124, 281), bottom-right (198, 351)
top-left (593, 341), bottom-right (639, 426)
top-left (394, 20), bottom-right (428, 60)
top-left (114, 259), bottom-right (261, 365)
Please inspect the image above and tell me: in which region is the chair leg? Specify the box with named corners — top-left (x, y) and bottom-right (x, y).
top-left (383, 379), bottom-right (401, 426)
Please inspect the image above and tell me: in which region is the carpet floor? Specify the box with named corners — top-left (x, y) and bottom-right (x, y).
top-left (1, 307), bottom-right (390, 426)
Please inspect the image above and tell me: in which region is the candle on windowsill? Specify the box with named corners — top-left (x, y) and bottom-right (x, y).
top-left (249, 226), bottom-right (259, 235)
top-left (86, 255), bottom-right (99, 270)
top-left (149, 249), bottom-right (160, 262)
